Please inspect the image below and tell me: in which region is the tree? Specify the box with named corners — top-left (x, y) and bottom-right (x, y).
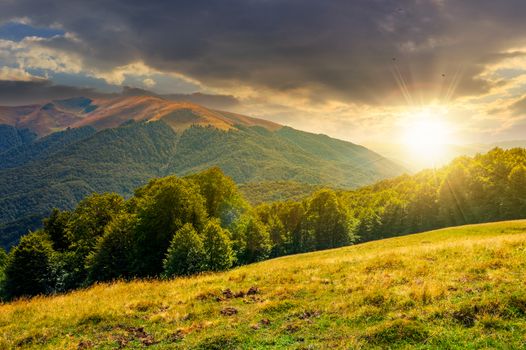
top-left (0, 247), bottom-right (6, 271)
top-left (163, 224), bottom-right (206, 277)
top-left (267, 215), bottom-right (287, 257)
top-left (86, 214), bottom-right (137, 282)
top-left (62, 193), bottom-right (126, 288)
top-left (132, 176), bottom-right (208, 276)
top-left (67, 193), bottom-right (126, 253)
top-left (306, 189), bottom-right (356, 250)
top-left (186, 167), bottom-right (248, 227)
top-left (278, 201), bottom-right (308, 254)
top-left (43, 208), bottom-right (71, 252)
top-left (0, 247), bottom-right (7, 292)
top-left (506, 165), bottom-right (526, 218)
top-left (239, 217), bottom-right (272, 264)
top-left (356, 208), bottom-right (381, 243)
top-left (438, 163), bottom-right (472, 226)
top-left (255, 204), bottom-right (287, 257)
top-left (3, 232), bottom-right (56, 298)
top-left (202, 219), bottom-right (235, 271)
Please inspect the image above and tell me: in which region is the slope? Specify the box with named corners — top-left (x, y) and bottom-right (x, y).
top-left (1, 220), bottom-right (526, 349)
top-left (0, 120), bottom-right (404, 249)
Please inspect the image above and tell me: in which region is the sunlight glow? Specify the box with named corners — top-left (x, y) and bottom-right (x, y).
top-left (402, 106), bottom-right (453, 161)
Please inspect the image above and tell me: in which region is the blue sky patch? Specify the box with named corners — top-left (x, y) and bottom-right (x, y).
top-left (0, 22), bottom-right (64, 41)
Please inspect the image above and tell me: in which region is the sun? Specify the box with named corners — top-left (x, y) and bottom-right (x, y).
top-left (402, 107), bottom-right (452, 161)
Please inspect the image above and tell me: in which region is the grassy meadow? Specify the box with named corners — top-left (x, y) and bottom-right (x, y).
top-left (2, 220), bottom-right (526, 349)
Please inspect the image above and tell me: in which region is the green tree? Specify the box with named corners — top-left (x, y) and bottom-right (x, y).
top-left (0, 247), bottom-right (7, 294)
top-left (438, 163), bottom-right (472, 226)
top-left (267, 215), bottom-right (287, 257)
top-left (306, 189), bottom-right (356, 250)
top-left (506, 165), bottom-right (526, 218)
top-left (86, 214), bottom-right (138, 282)
top-left (279, 201), bottom-right (308, 254)
top-left (62, 193), bottom-right (126, 288)
top-left (3, 232), bottom-right (56, 298)
top-left (43, 208), bottom-right (71, 252)
top-left (356, 208), bottom-right (381, 243)
top-left (0, 247), bottom-right (6, 271)
top-left (202, 219), bottom-right (234, 271)
top-left (67, 193), bottom-right (126, 253)
top-left (239, 217), bottom-right (272, 264)
top-left (163, 224), bottom-right (206, 277)
top-left (255, 204), bottom-right (287, 257)
top-left (186, 167), bottom-right (248, 227)
top-left (133, 176), bottom-right (208, 276)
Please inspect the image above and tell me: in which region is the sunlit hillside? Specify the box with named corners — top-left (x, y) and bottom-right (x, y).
top-left (2, 220), bottom-right (526, 349)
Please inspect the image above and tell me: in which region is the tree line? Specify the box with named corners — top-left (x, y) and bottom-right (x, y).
top-left (0, 167), bottom-right (355, 299)
top-left (347, 148), bottom-right (526, 242)
top-left (1, 147), bottom-right (525, 300)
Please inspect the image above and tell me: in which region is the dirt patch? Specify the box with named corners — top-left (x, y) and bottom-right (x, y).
top-left (220, 307), bottom-right (238, 316)
top-left (112, 325), bottom-right (158, 348)
top-left (298, 310), bottom-right (321, 320)
top-left (77, 340), bottom-right (94, 349)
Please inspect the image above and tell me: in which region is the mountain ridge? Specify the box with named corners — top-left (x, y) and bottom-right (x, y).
top-left (0, 95), bottom-right (282, 136)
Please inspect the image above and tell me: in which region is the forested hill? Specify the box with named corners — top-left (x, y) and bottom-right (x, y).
top-left (0, 116), bottom-right (403, 249)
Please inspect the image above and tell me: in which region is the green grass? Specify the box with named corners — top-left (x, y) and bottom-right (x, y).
top-left (2, 220), bottom-right (526, 349)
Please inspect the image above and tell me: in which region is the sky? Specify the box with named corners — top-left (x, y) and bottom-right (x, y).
top-left (1, 0), bottom-right (526, 152)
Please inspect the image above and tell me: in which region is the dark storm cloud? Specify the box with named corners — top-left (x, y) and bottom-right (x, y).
top-left (0, 80), bottom-right (240, 109)
top-left (0, 79), bottom-right (102, 105)
top-left (2, 0), bottom-right (526, 105)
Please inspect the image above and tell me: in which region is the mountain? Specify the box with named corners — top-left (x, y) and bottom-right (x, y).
top-left (0, 124), bottom-right (36, 153)
top-left (0, 95), bottom-right (280, 136)
top-left (2, 220), bottom-right (525, 348)
top-left (0, 96), bottom-right (405, 248)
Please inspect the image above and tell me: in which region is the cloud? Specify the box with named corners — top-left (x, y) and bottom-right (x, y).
top-left (0, 79), bottom-right (102, 105)
top-left (0, 66), bottom-right (37, 81)
top-left (0, 80), bottom-right (241, 110)
top-left (509, 96), bottom-right (526, 116)
top-left (2, 1), bottom-right (526, 145)
top-left (2, 0), bottom-right (526, 107)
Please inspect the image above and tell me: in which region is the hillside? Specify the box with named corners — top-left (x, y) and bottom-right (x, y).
top-left (0, 97), bottom-right (404, 248)
top-left (239, 181), bottom-right (326, 205)
top-left (1, 220), bottom-right (526, 349)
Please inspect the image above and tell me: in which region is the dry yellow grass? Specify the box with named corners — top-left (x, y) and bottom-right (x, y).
top-left (2, 220), bottom-right (526, 349)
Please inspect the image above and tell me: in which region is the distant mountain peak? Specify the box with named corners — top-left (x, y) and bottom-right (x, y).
top-left (0, 95), bottom-right (281, 136)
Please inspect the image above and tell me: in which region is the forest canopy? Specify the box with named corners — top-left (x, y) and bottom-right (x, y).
top-left (1, 147), bottom-right (526, 300)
